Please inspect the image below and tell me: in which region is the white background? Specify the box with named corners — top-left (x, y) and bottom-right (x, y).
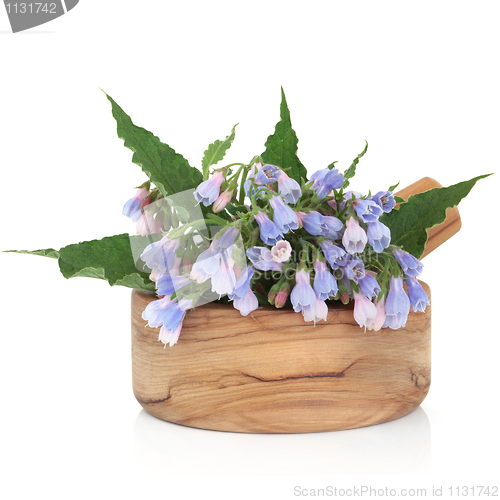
top-left (1, 1), bottom-right (499, 499)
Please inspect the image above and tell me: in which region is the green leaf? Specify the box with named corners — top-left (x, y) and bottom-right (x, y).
top-left (389, 181), bottom-right (400, 192)
top-left (201, 124), bottom-right (238, 179)
top-left (380, 174), bottom-right (492, 258)
top-left (57, 234), bottom-right (155, 290)
top-left (225, 203), bottom-right (248, 216)
top-left (394, 196), bottom-right (405, 203)
top-left (261, 88), bottom-right (308, 183)
top-left (4, 248), bottom-right (59, 259)
top-left (342, 141), bottom-right (368, 189)
top-left (106, 94), bottom-right (202, 197)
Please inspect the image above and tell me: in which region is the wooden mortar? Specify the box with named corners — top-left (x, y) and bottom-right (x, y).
top-left (131, 178), bottom-right (460, 433)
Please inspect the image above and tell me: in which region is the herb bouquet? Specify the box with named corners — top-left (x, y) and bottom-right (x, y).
top-left (9, 90), bottom-right (488, 350)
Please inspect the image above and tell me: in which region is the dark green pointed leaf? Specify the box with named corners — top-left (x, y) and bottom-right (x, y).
top-left (57, 234), bottom-right (155, 291)
top-left (226, 203), bottom-right (249, 216)
top-left (262, 88), bottom-right (307, 183)
top-left (394, 196), bottom-right (405, 204)
top-left (342, 141), bottom-right (368, 189)
top-left (106, 94), bottom-right (202, 197)
top-left (380, 174), bottom-right (491, 258)
top-left (202, 124), bottom-right (237, 178)
top-left (5, 248), bottom-right (59, 259)
top-left (388, 181), bottom-right (400, 192)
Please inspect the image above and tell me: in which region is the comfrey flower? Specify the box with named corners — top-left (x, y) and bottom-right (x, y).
top-left (319, 240), bottom-right (346, 269)
top-left (344, 258), bottom-right (365, 284)
top-left (313, 259), bottom-right (338, 300)
top-left (190, 242), bottom-right (221, 283)
top-left (246, 246), bottom-right (283, 272)
top-left (194, 170), bottom-right (225, 206)
top-left (254, 164), bottom-right (281, 185)
top-left (302, 211), bottom-right (343, 239)
top-left (302, 211), bottom-right (324, 236)
top-left (213, 226), bottom-right (240, 255)
top-left (406, 276), bottom-right (430, 312)
top-left (244, 162), bottom-right (266, 199)
top-left (290, 268), bottom-right (317, 318)
top-left (383, 276), bottom-right (410, 329)
top-left (230, 265), bottom-right (255, 300)
top-left (158, 322), bottom-right (183, 347)
top-left (367, 296), bottom-right (386, 332)
top-left (322, 215), bottom-right (344, 240)
top-left (142, 295), bottom-right (176, 328)
top-left (255, 211), bottom-right (283, 246)
top-left (358, 273), bottom-right (381, 298)
top-left (156, 298), bottom-right (193, 347)
top-left (303, 296), bottom-right (328, 324)
top-left (269, 196), bottom-right (299, 233)
top-left (233, 289), bottom-right (259, 316)
top-left (145, 297), bottom-right (193, 347)
top-left (353, 291), bottom-right (377, 330)
top-left (277, 170), bottom-right (301, 204)
top-left (271, 240), bottom-right (292, 263)
top-left (367, 220), bottom-right (391, 253)
top-left (371, 191), bottom-right (396, 213)
top-left (393, 249), bottom-right (423, 277)
top-left (123, 187), bottom-right (149, 222)
top-left (310, 167), bottom-right (344, 199)
top-left (211, 253), bottom-right (236, 296)
top-left (342, 217), bottom-right (367, 254)
top-left (156, 272), bottom-right (191, 296)
top-left (353, 199), bottom-right (383, 223)
top-left (141, 237), bottom-right (180, 272)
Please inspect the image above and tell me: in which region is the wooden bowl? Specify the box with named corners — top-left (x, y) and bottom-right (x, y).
top-left (131, 282), bottom-right (431, 434)
top-left (131, 178), bottom-right (461, 433)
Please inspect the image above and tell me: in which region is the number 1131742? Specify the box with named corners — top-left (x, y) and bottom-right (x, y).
top-left (6, 3), bottom-right (58, 14)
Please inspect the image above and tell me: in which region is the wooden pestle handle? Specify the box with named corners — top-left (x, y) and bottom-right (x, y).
top-left (394, 177), bottom-right (461, 259)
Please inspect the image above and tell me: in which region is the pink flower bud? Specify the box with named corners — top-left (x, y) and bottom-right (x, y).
top-left (212, 188), bottom-right (234, 213)
top-left (269, 281), bottom-right (291, 308)
top-left (274, 289), bottom-right (289, 308)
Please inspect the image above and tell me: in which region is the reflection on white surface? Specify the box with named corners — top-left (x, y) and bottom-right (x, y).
top-left (134, 406), bottom-right (431, 476)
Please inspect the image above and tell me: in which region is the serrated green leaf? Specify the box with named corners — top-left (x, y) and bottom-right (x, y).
top-left (106, 94), bottom-right (202, 197)
top-left (342, 141), bottom-right (368, 189)
top-left (57, 234), bottom-right (155, 291)
top-left (201, 124), bottom-right (237, 179)
top-left (4, 248), bottom-right (59, 259)
top-left (261, 88), bottom-right (307, 183)
top-left (380, 174), bottom-right (491, 258)
top-left (389, 181), bottom-right (400, 192)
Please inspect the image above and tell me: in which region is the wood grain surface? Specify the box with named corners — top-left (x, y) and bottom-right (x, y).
top-left (132, 282), bottom-right (431, 433)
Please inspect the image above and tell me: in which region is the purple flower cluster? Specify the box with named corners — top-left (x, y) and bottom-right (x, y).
top-left (123, 157), bottom-right (430, 347)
